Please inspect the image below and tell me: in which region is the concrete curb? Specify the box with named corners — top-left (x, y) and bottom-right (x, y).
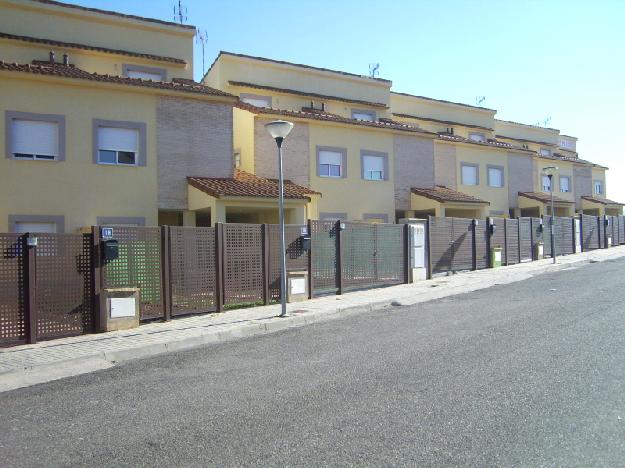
top-left (1, 247), bottom-right (624, 393)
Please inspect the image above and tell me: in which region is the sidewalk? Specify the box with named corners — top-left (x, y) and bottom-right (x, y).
top-left (2, 246), bottom-right (625, 392)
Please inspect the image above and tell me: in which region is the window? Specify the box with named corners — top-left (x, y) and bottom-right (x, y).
top-left (594, 180), bottom-right (603, 194)
top-left (559, 176), bottom-right (571, 193)
top-left (559, 139), bottom-right (574, 149)
top-left (9, 215), bottom-right (64, 233)
top-left (240, 94), bottom-right (272, 108)
top-left (6, 111), bottom-right (65, 161)
top-left (540, 148), bottom-right (552, 156)
top-left (522, 143), bottom-right (529, 150)
top-left (317, 147), bottom-right (346, 178)
top-left (487, 166), bottom-right (504, 187)
top-left (233, 150), bottom-right (241, 168)
top-left (361, 152), bottom-right (387, 180)
top-left (97, 127), bottom-right (139, 165)
top-left (542, 175), bottom-right (552, 192)
top-left (469, 132), bottom-right (486, 143)
top-left (93, 120), bottom-right (146, 166)
top-left (122, 64), bottom-right (166, 82)
top-left (351, 109), bottom-right (376, 121)
top-left (461, 163), bottom-right (478, 185)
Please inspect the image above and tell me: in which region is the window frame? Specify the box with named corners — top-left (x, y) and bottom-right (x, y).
top-left (233, 148), bottom-right (241, 169)
top-left (5, 111), bottom-right (66, 161)
top-left (559, 175), bottom-right (571, 193)
top-left (469, 132), bottom-right (486, 143)
top-left (316, 146), bottom-right (347, 179)
top-left (542, 174), bottom-right (552, 192)
top-left (351, 109), bottom-right (377, 121)
top-left (240, 93), bottom-right (272, 108)
top-left (486, 164), bottom-right (505, 188)
top-left (594, 179), bottom-right (603, 195)
top-left (360, 150), bottom-right (389, 181)
top-left (460, 162), bottom-right (479, 186)
top-left (8, 214), bottom-right (65, 233)
top-left (122, 64), bottom-right (167, 82)
top-left (539, 147), bottom-right (552, 156)
top-left (93, 119), bottom-right (146, 167)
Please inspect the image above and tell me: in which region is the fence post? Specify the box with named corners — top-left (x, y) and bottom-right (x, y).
top-left (579, 214), bottom-right (584, 252)
top-left (471, 219), bottom-right (477, 271)
top-left (23, 234), bottom-right (37, 344)
top-left (90, 226), bottom-right (103, 333)
top-left (336, 220), bottom-right (343, 295)
top-left (529, 218), bottom-right (534, 260)
top-left (161, 225), bottom-right (172, 321)
top-left (426, 217), bottom-right (432, 280)
top-left (517, 218), bottom-right (522, 264)
top-left (215, 223), bottom-right (224, 312)
top-left (403, 223), bottom-right (410, 282)
top-left (597, 216), bottom-right (602, 249)
top-left (262, 224), bottom-right (270, 305)
top-left (307, 219), bottom-right (314, 299)
top-left (503, 218), bottom-right (508, 266)
top-left (486, 217), bottom-right (492, 268)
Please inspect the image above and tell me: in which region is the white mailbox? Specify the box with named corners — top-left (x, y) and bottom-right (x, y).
top-left (399, 218), bottom-right (428, 282)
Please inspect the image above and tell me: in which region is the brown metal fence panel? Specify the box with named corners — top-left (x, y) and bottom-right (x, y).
top-left (102, 227), bottom-right (163, 320)
top-left (505, 219), bottom-right (520, 265)
top-left (451, 218), bottom-right (473, 272)
top-left (475, 222), bottom-right (489, 270)
top-left (543, 216), bottom-right (553, 257)
top-left (610, 216), bottom-right (618, 246)
top-left (222, 224), bottom-right (264, 306)
top-left (581, 214), bottom-right (600, 251)
top-left (311, 220), bottom-right (338, 295)
top-left (36, 234), bottom-right (93, 340)
top-left (490, 218), bottom-right (507, 264)
top-left (341, 222), bottom-right (406, 291)
top-left (268, 224), bottom-right (308, 301)
top-left (599, 216), bottom-right (606, 248)
top-left (169, 227), bottom-right (216, 316)
top-left (531, 217), bottom-right (543, 258)
top-left (0, 234), bottom-right (25, 346)
top-left (429, 216), bottom-right (453, 275)
top-left (519, 218), bottom-right (533, 262)
top-left (620, 216), bottom-right (625, 244)
top-left (554, 217), bottom-right (574, 256)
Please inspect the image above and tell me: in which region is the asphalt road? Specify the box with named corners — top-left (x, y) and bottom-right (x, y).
top-left (2, 258), bottom-right (625, 467)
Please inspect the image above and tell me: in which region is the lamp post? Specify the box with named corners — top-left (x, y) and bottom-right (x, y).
top-left (543, 166), bottom-right (558, 264)
top-left (265, 120), bottom-right (294, 317)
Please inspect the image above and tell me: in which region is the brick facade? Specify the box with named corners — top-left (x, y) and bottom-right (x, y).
top-left (573, 166), bottom-right (592, 210)
top-left (157, 96), bottom-right (233, 210)
top-left (434, 143), bottom-right (457, 189)
top-left (507, 152), bottom-right (534, 208)
top-left (254, 118), bottom-right (310, 188)
top-left (393, 135), bottom-right (435, 211)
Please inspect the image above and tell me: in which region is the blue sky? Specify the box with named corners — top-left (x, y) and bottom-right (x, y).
top-left (73, 0), bottom-right (624, 201)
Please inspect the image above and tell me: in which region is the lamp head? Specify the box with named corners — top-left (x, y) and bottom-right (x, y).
top-left (265, 120), bottom-right (294, 145)
top-left (543, 166), bottom-right (558, 177)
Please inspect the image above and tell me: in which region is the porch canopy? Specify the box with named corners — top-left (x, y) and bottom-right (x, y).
top-left (518, 192), bottom-right (575, 217)
top-left (187, 169), bottom-right (320, 225)
top-left (410, 185), bottom-right (489, 219)
top-left (581, 196), bottom-right (624, 216)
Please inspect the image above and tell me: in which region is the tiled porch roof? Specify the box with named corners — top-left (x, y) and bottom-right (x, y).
top-left (411, 186), bottom-right (490, 204)
top-left (188, 170), bottom-right (320, 200)
top-left (581, 196), bottom-right (625, 206)
top-left (518, 192), bottom-right (575, 204)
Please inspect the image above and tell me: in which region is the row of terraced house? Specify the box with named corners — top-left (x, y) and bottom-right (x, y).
top-left (1, 0), bottom-right (622, 236)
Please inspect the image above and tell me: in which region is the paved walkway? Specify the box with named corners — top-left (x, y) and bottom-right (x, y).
top-left (2, 246), bottom-right (625, 392)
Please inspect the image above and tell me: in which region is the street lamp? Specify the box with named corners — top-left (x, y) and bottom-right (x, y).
top-left (543, 166), bottom-right (558, 264)
top-left (265, 120), bottom-right (294, 317)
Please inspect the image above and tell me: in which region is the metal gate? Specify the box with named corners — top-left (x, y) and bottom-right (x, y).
top-left (581, 214), bottom-right (600, 251)
top-left (505, 219), bottom-right (520, 265)
top-left (222, 224), bottom-right (264, 306)
top-left (519, 218), bottom-right (533, 262)
top-left (490, 218), bottom-right (507, 264)
top-left (267, 224), bottom-right (308, 301)
top-left (0, 234), bottom-right (25, 346)
top-left (554, 217), bottom-right (574, 256)
top-left (428, 217), bottom-right (473, 274)
top-left (310, 220), bottom-right (338, 296)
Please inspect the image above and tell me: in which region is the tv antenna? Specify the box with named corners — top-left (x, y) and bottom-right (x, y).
top-left (475, 96), bottom-right (486, 106)
top-left (369, 63), bottom-right (380, 78)
top-left (196, 29), bottom-right (208, 74)
top-left (535, 116), bottom-right (552, 127)
top-left (174, 0), bottom-right (187, 24)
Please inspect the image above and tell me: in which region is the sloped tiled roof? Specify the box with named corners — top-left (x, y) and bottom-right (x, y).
top-left (0, 31), bottom-right (186, 64)
top-left (438, 133), bottom-right (533, 153)
top-left (393, 112), bottom-right (493, 131)
top-left (411, 186), bottom-right (490, 204)
top-left (229, 81), bottom-right (388, 108)
top-left (581, 196), bottom-right (624, 206)
top-left (518, 192), bottom-right (575, 204)
top-left (236, 102), bottom-right (436, 136)
top-left (0, 60), bottom-right (235, 99)
top-left (30, 0), bottom-right (196, 30)
top-left (188, 170), bottom-right (320, 200)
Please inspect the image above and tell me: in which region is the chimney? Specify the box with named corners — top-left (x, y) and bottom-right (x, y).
top-left (49, 50), bottom-right (55, 64)
top-left (62, 54), bottom-right (69, 66)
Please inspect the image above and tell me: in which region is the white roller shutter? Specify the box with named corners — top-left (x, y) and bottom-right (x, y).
top-left (14, 222), bottom-right (57, 233)
top-left (318, 151), bottom-right (342, 166)
top-left (98, 127), bottom-right (138, 152)
top-left (12, 120), bottom-right (59, 157)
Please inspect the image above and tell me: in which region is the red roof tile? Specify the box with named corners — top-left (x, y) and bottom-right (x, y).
top-left (438, 132), bottom-right (532, 153)
top-left (411, 186), bottom-right (489, 204)
top-left (581, 196), bottom-right (624, 206)
top-left (188, 170), bottom-right (320, 200)
top-left (393, 112), bottom-right (493, 131)
top-left (518, 192), bottom-right (575, 204)
top-left (0, 31), bottom-right (186, 64)
top-left (0, 61), bottom-right (235, 99)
